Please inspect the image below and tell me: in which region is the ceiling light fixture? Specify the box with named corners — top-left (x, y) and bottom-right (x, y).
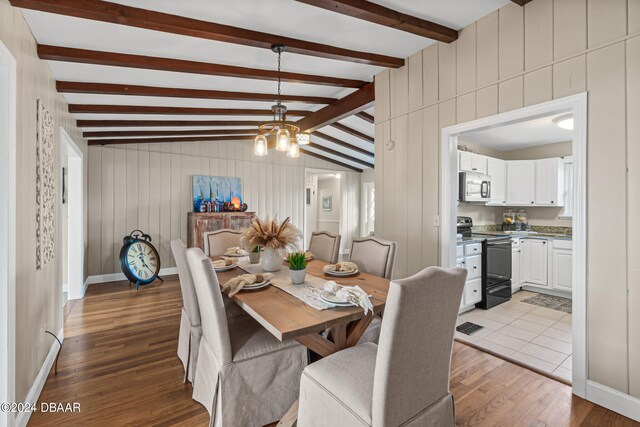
top-left (553, 113), bottom-right (574, 130)
top-left (253, 44), bottom-right (310, 157)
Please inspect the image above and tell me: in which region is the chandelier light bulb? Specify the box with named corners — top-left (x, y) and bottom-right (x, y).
top-left (276, 128), bottom-right (291, 151)
top-left (253, 134), bottom-right (268, 156)
top-left (296, 132), bottom-right (310, 146)
top-left (287, 142), bottom-right (300, 158)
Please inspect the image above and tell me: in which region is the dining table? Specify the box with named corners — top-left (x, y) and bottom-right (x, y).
top-left (213, 257), bottom-right (391, 426)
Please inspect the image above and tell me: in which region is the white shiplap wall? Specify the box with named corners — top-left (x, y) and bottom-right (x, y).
top-left (87, 140), bottom-right (361, 276)
top-left (374, 0), bottom-right (640, 400)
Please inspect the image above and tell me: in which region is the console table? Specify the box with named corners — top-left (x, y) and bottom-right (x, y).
top-left (187, 212), bottom-right (256, 250)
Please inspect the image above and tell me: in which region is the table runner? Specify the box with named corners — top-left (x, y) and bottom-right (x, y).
top-left (236, 260), bottom-right (335, 310)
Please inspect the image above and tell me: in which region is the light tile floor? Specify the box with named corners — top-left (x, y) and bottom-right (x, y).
top-left (455, 290), bottom-right (572, 383)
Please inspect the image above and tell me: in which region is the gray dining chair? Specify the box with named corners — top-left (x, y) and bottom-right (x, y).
top-left (203, 228), bottom-right (242, 257)
top-left (349, 236), bottom-right (398, 345)
top-left (297, 266), bottom-right (468, 427)
top-left (171, 239), bottom-right (246, 383)
top-left (308, 231), bottom-right (341, 264)
top-left (350, 236), bottom-right (397, 280)
top-left (186, 247), bottom-right (307, 427)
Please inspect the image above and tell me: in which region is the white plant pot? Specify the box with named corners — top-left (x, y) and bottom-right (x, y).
top-left (290, 268), bottom-right (307, 285)
top-left (248, 251), bottom-right (261, 264)
top-left (261, 247), bottom-right (282, 272)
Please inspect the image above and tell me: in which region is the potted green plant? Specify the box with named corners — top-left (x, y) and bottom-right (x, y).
top-left (288, 252), bottom-right (307, 285)
top-left (248, 246), bottom-right (261, 264)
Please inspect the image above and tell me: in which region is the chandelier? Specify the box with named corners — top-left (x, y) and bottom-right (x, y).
top-left (253, 44), bottom-right (310, 158)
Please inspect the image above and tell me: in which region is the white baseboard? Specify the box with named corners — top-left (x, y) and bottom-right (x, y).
top-left (15, 327), bottom-right (64, 427)
top-left (85, 267), bottom-right (178, 286)
top-left (587, 380), bottom-right (640, 422)
top-left (521, 285), bottom-right (572, 298)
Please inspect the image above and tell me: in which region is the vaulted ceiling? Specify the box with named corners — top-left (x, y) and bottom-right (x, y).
top-left (14, 0), bottom-right (510, 172)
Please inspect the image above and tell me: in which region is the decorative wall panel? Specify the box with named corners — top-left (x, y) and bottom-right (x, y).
top-left (36, 99), bottom-right (54, 269)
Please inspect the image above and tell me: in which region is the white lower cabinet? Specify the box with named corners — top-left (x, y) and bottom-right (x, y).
top-left (511, 238), bottom-right (521, 292)
top-left (465, 254), bottom-right (482, 280)
top-left (550, 240), bottom-right (573, 292)
top-left (521, 239), bottom-right (549, 288)
top-left (464, 278), bottom-right (482, 306)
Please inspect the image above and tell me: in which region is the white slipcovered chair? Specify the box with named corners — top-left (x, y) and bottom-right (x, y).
top-left (350, 236), bottom-right (397, 280)
top-left (171, 239), bottom-right (246, 383)
top-left (186, 247), bottom-right (308, 427)
top-left (297, 266), bottom-right (468, 427)
top-left (308, 231), bottom-right (341, 264)
top-left (349, 237), bottom-right (397, 345)
top-left (203, 229), bottom-right (242, 257)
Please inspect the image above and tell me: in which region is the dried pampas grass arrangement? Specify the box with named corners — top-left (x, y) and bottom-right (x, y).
top-left (241, 216), bottom-right (302, 252)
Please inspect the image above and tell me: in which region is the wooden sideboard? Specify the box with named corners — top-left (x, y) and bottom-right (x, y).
top-left (187, 212), bottom-right (256, 250)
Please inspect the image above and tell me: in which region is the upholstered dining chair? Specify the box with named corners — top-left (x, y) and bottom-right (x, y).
top-left (297, 266), bottom-right (468, 427)
top-left (308, 231), bottom-right (341, 264)
top-left (186, 247), bottom-right (307, 427)
top-left (170, 239), bottom-right (246, 383)
top-left (350, 236), bottom-right (397, 280)
top-left (203, 229), bottom-right (242, 257)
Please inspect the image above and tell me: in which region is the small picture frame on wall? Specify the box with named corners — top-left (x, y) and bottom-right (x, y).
top-left (62, 166), bottom-right (67, 204)
top-left (322, 195), bottom-right (332, 211)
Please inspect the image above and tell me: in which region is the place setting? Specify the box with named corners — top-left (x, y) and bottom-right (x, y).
top-left (322, 261), bottom-right (359, 277)
top-left (211, 257), bottom-right (238, 272)
top-left (221, 273), bottom-right (274, 296)
top-left (223, 246), bottom-right (248, 257)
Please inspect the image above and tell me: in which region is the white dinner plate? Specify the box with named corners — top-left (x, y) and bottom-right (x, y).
top-left (224, 251), bottom-right (247, 257)
top-left (242, 280), bottom-right (270, 290)
top-left (325, 269), bottom-right (359, 277)
top-left (320, 291), bottom-right (354, 306)
top-left (213, 264), bottom-right (237, 272)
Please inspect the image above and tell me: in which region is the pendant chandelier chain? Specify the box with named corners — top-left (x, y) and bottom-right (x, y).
top-left (277, 49), bottom-right (282, 107)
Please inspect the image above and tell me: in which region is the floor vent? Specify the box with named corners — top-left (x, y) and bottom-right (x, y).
top-left (456, 322), bottom-right (484, 336)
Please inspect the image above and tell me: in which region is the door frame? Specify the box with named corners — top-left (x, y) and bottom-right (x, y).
top-left (303, 168), bottom-right (345, 252)
top-left (0, 40), bottom-right (17, 427)
top-left (440, 93), bottom-right (588, 398)
top-left (59, 128), bottom-right (85, 300)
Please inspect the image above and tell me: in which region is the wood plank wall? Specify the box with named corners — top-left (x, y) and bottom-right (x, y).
top-left (0, 0), bottom-right (88, 403)
top-left (87, 141), bottom-right (360, 276)
top-left (374, 0), bottom-right (640, 398)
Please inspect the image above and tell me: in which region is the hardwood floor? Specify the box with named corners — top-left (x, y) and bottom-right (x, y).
top-left (29, 275), bottom-right (638, 426)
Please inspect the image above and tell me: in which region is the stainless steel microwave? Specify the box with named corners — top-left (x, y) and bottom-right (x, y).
top-left (459, 172), bottom-right (491, 202)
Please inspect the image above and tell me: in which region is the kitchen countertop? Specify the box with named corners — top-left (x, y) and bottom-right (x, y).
top-left (457, 231), bottom-right (572, 245)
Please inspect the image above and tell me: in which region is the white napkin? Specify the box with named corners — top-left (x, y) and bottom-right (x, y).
top-left (222, 273), bottom-right (274, 297)
top-left (323, 281), bottom-right (373, 315)
top-left (323, 261), bottom-right (358, 273)
top-left (225, 247), bottom-right (246, 255)
top-left (212, 258), bottom-right (236, 269)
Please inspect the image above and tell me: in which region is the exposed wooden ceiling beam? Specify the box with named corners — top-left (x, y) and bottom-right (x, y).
top-left (68, 105), bottom-right (311, 116)
top-left (295, 0), bottom-right (458, 43)
top-left (38, 45), bottom-right (368, 88)
top-left (313, 131), bottom-right (373, 158)
top-left (299, 148), bottom-right (363, 172)
top-left (355, 111), bottom-right (374, 123)
top-left (329, 122), bottom-right (374, 144)
top-left (13, 0), bottom-right (404, 68)
top-left (77, 119), bottom-right (261, 128)
top-left (57, 81), bottom-right (337, 104)
top-left (511, 0), bottom-right (533, 5)
top-left (296, 82), bottom-right (374, 133)
top-left (83, 129), bottom-right (257, 138)
top-left (307, 142), bottom-right (373, 168)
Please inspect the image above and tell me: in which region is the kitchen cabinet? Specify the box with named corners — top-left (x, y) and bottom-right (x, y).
top-left (457, 242), bottom-right (483, 312)
top-left (535, 158), bottom-right (565, 206)
top-left (506, 160), bottom-right (536, 205)
top-left (551, 240), bottom-right (572, 292)
top-left (511, 238), bottom-right (521, 292)
top-left (459, 151), bottom-right (487, 174)
top-left (521, 238), bottom-right (548, 287)
top-left (487, 157), bottom-right (507, 205)
top-left (464, 278), bottom-right (482, 306)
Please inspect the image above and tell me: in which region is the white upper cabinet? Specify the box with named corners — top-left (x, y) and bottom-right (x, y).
top-left (459, 151), bottom-right (488, 174)
top-left (487, 157), bottom-right (507, 205)
top-left (535, 158), bottom-right (565, 206)
top-left (506, 160), bottom-right (536, 205)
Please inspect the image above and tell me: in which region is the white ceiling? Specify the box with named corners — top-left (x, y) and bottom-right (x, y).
top-left (18, 0), bottom-right (510, 170)
top-left (460, 113), bottom-right (574, 151)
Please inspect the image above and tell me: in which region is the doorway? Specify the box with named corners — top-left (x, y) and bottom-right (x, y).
top-left (440, 94), bottom-right (587, 398)
top-left (60, 129), bottom-right (84, 301)
top-left (0, 40), bottom-right (17, 426)
top-left (304, 169), bottom-right (343, 251)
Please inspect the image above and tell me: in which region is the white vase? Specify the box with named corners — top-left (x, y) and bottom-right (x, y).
top-left (290, 268), bottom-right (306, 285)
top-left (261, 247), bottom-right (282, 272)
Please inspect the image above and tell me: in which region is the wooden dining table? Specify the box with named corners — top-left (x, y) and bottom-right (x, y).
top-left (215, 258), bottom-right (391, 357)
